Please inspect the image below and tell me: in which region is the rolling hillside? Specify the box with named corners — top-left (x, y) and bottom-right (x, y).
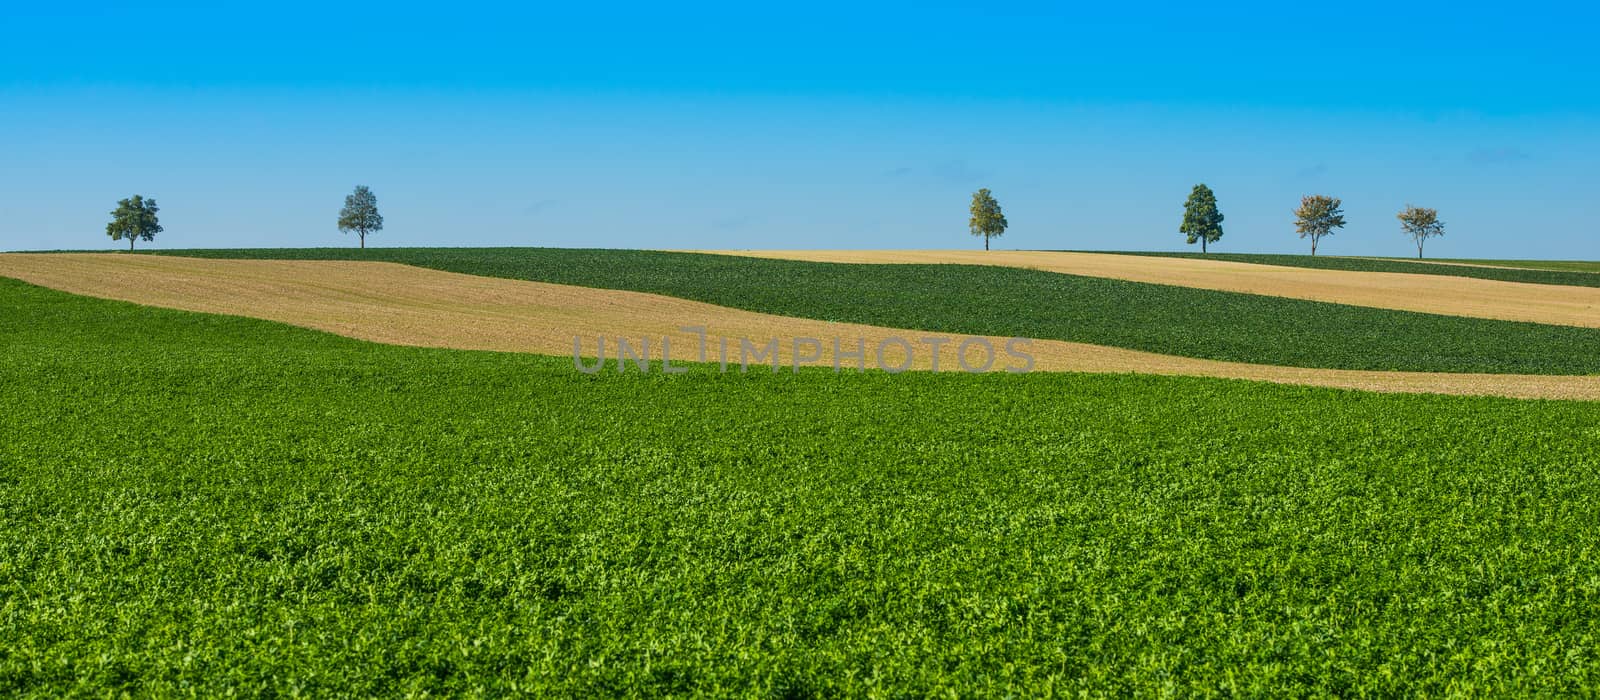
top-left (4, 276), bottom-right (1600, 695)
top-left (1082, 251), bottom-right (1600, 287)
top-left (699, 249), bottom-right (1600, 327)
top-left (3, 253), bottom-right (1600, 398)
top-left (118, 247), bottom-right (1600, 376)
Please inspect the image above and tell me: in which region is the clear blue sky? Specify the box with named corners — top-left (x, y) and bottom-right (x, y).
top-left (3, 1), bottom-right (1597, 258)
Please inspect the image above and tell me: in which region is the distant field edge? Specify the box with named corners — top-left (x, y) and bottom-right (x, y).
top-left (694, 249), bottom-right (1600, 328)
top-left (3, 254), bottom-right (1600, 401)
top-left (109, 248), bottom-right (1600, 374)
top-left (1070, 250), bottom-right (1600, 287)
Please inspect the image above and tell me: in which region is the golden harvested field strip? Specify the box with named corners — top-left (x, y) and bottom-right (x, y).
top-left (1344, 257), bottom-right (1539, 272)
top-left (692, 249), bottom-right (1600, 328)
top-left (3, 253), bottom-right (1598, 400)
top-left (1351, 257), bottom-right (1600, 273)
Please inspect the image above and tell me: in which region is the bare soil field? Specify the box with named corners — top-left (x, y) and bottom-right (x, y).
top-left (3, 253), bottom-right (1598, 400)
top-left (694, 250), bottom-right (1600, 328)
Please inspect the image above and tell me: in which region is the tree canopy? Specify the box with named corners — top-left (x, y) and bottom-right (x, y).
top-left (1293, 195), bottom-right (1346, 256)
top-left (338, 185), bottom-right (384, 249)
top-left (968, 189), bottom-right (1008, 251)
top-left (1179, 184), bottom-right (1225, 253)
top-left (105, 195), bottom-right (163, 251)
top-left (1397, 205), bottom-right (1445, 259)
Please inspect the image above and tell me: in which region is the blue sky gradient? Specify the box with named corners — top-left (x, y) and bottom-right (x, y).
top-left (3, 2), bottom-right (1597, 257)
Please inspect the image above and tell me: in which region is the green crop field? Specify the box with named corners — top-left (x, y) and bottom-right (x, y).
top-left (5, 275), bottom-right (1600, 696)
top-left (140, 247), bottom-right (1600, 375)
top-left (12, 3), bottom-right (1597, 695)
top-left (1078, 250), bottom-right (1600, 287)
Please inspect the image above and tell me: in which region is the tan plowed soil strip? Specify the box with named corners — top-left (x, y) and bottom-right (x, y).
top-left (693, 249), bottom-right (1600, 328)
top-left (2, 253), bottom-right (1598, 400)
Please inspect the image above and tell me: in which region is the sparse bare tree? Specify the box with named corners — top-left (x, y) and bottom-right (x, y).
top-left (1294, 195), bottom-right (1346, 256)
top-left (1397, 205), bottom-right (1445, 259)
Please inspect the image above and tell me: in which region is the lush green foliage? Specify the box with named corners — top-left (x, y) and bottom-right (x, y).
top-left (151, 247), bottom-right (1600, 375)
top-left (104, 195), bottom-right (162, 251)
top-left (4, 278), bottom-right (1600, 696)
top-left (1293, 194), bottom-right (1345, 256)
top-left (1082, 250), bottom-right (1600, 287)
top-left (337, 185), bottom-right (384, 249)
top-left (1398, 205), bottom-right (1445, 259)
top-left (1179, 184), bottom-right (1224, 253)
top-left (968, 188), bottom-right (1007, 250)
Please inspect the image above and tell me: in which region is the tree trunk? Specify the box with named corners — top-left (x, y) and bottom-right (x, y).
top-left (985, 235), bottom-right (989, 251)
top-left (360, 232), bottom-right (366, 249)
top-left (1418, 241), bottom-right (1424, 259)
top-left (1311, 236), bottom-right (1317, 256)
top-left (1202, 237), bottom-right (1207, 253)
top-left (130, 237), bottom-right (135, 252)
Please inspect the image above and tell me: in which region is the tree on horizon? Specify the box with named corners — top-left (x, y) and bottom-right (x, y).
top-left (1294, 195), bottom-right (1346, 256)
top-left (969, 188), bottom-right (1008, 251)
top-left (105, 195), bottom-right (162, 251)
top-left (1179, 184), bottom-right (1224, 253)
top-left (338, 185), bottom-right (384, 249)
top-left (1398, 205), bottom-right (1445, 259)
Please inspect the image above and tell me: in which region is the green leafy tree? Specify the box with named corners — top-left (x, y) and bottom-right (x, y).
top-left (1293, 194), bottom-right (1346, 256)
top-left (968, 188), bottom-right (1008, 251)
top-left (338, 185), bottom-right (384, 249)
top-left (1179, 184), bottom-right (1225, 253)
top-left (105, 195), bottom-right (163, 251)
top-left (1397, 205), bottom-right (1445, 259)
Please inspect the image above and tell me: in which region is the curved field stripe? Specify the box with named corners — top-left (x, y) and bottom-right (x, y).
top-left (1393, 258), bottom-right (1600, 274)
top-left (697, 249), bottom-right (1600, 328)
top-left (2, 253), bottom-right (1599, 400)
top-left (1080, 250), bottom-right (1600, 287)
top-left (9, 269), bottom-right (1600, 695)
top-left (137, 247), bottom-right (1600, 375)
